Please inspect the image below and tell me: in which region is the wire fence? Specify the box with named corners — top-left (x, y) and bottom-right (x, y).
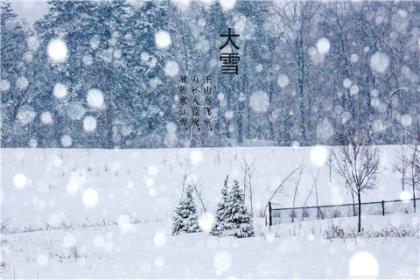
top-left (266, 197), bottom-right (419, 226)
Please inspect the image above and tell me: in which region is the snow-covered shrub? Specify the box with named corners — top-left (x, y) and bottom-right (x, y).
top-left (324, 224), bottom-right (419, 240)
top-left (211, 177), bottom-right (255, 238)
top-left (172, 185), bottom-right (201, 235)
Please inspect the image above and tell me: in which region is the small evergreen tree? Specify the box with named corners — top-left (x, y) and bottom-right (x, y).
top-left (210, 176), bottom-right (231, 236)
top-left (225, 180), bottom-right (255, 238)
top-left (172, 185), bottom-right (201, 235)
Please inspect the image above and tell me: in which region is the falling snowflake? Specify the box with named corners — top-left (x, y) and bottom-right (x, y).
top-left (83, 115), bottom-right (97, 133)
top-left (40, 111), bottom-right (53, 125)
top-left (277, 74), bottom-right (289, 88)
top-left (370, 51), bottom-right (390, 73)
top-left (400, 114), bottom-right (412, 127)
top-left (87, 89), bottom-right (104, 109)
top-left (118, 214), bottom-right (134, 233)
top-left (400, 190), bottom-right (411, 202)
top-left (153, 230), bottom-right (167, 247)
top-left (13, 173), bottom-right (27, 189)
top-left (343, 78), bottom-right (352, 89)
top-left (250, 90), bottom-right (269, 113)
top-left (82, 188), bottom-right (98, 207)
top-left (155, 31), bottom-right (172, 50)
top-left (61, 134), bottom-right (73, 147)
top-left (17, 105), bottom-right (36, 125)
top-left (316, 37), bottom-right (330, 54)
top-left (164, 60), bottom-right (179, 78)
top-left (198, 212), bottom-right (215, 233)
top-left (348, 251), bottom-right (379, 278)
top-left (189, 150), bottom-right (203, 165)
top-left (350, 84), bottom-right (359, 96)
top-left (219, 0), bottom-right (237, 11)
top-left (16, 76), bottom-right (29, 90)
top-left (350, 54), bottom-right (359, 63)
top-left (310, 146), bottom-right (328, 167)
top-left (53, 83), bottom-right (68, 99)
top-left (47, 38), bottom-right (68, 63)
top-left (0, 79), bottom-right (10, 92)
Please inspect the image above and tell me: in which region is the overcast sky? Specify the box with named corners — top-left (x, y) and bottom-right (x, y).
top-left (11, 0), bottom-right (49, 26)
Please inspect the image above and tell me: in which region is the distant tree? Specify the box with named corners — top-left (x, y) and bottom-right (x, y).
top-left (332, 130), bottom-right (380, 232)
top-left (0, 1), bottom-right (33, 146)
top-left (172, 185), bottom-right (201, 235)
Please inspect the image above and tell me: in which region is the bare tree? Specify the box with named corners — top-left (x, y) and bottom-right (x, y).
top-left (393, 145), bottom-right (408, 191)
top-left (405, 144), bottom-right (419, 213)
top-left (393, 141), bottom-right (419, 213)
top-left (243, 157), bottom-right (257, 217)
top-left (331, 134), bottom-right (380, 232)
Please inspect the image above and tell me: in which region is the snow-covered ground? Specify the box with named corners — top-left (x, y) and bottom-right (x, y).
top-left (1, 146), bottom-right (419, 278)
top-left (1, 215), bottom-right (418, 278)
top-left (0, 145), bottom-right (413, 231)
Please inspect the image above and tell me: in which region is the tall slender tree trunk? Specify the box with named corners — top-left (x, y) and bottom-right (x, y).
top-left (357, 190), bottom-right (362, 232)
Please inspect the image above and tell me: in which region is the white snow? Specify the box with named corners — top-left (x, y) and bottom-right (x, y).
top-left (400, 114), bottom-right (412, 127)
top-left (164, 60), bottom-right (179, 78)
top-left (13, 173), bottom-right (27, 189)
top-left (83, 115), bottom-right (97, 132)
top-left (370, 51), bottom-right (390, 73)
top-left (348, 251), bottom-right (379, 278)
top-left (17, 105), bottom-right (36, 125)
top-left (198, 212), bottom-right (216, 233)
top-left (343, 78), bottom-right (352, 89)
top-left (1, 145), bottom-right (419, 279)
top-left (82, 188), bottom-right (98, 207)
top-left (16, 76), bottom-right (29, 90)
top-left (0, 79), bottom-right (11, 91)
top-left (53, 83), bottom-right (68, 99)
top-left (47, 38), bottom-right (68, 63)
top-left (219, 0), bottom-right (236, 11)
top-left (154, 31), bottom-right (172, 50)
top-left (350, 84), bottom-right (359, 96)
top-left (60, 135), bottom-right (72, 147)
top-left (277, 74), bottom-right (289, 88)
top-left (153, 230), bottom-right (167, 247)
top-left (309, 145), bottom-right (328, 167)
top-left (316, 37), bottom-right (330, 54)
top-left (40, 111), bottom-right (53, 125)
top-left (189, 149), bottom-right (203, 165)
top-left (250, 90), bottom-right (269, 113)
top-left (86, 89), bottom-right (104, 109)
top-left (400, 190), bottom-right (411, 202)
top-left (350, 53), bottom-right (359, 63)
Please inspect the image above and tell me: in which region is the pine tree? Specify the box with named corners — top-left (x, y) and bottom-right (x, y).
top-left (172, 185), bottom-right (201, 235)
top-left (222, 179), bottom-right (255, 238)
top-left (210, 176), bottom-right (231, 236)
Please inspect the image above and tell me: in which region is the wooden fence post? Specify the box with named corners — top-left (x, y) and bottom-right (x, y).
top-left (268, 202), bottom-right (272, 226)
top-left (381, 200), bottom-right (385, 216)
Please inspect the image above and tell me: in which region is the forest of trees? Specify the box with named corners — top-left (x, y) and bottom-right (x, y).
top-left (1, 0), bottom-right (419, 148)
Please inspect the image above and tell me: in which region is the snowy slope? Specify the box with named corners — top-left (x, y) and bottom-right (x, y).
top-left (1, 145), bottom-right (411, 232)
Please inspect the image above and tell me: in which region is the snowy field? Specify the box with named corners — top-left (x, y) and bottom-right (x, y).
top-left (0, 145), bottom-right (413, 231)
top-left (1, 215), bottom-right (418, 278)
top-left (1, 146), bottom-right (419, 278)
